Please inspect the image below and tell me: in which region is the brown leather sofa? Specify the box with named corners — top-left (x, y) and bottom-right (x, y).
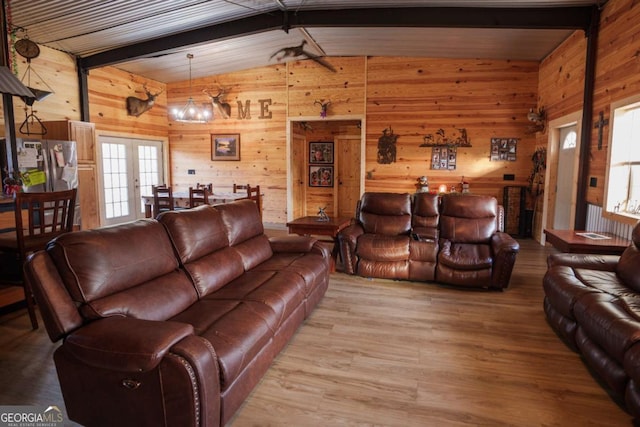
top-left (338, 192), bottom-right (520, 289)
top-left (543, 221), bottom-right (640, 419)
top-left (25, 200), bottom-right (330, 427)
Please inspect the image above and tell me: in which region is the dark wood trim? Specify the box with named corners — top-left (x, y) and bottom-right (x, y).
top-left (76, 57), bottom-right (90, 122)
top-left (78, 6), bottom-right (594, 70)
top-left (575, 5), bottom-right (601, 230)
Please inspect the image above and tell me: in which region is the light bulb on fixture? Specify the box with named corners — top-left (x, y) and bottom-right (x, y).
top-left (172, 53), bottom-right (210, 123)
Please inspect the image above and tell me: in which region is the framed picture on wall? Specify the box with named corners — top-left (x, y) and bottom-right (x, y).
top-left (211, 134), bottom-right (240, 161)
top-left (309, 141), bottom-right (334, 164)
top-left (309, 165), bottom-right (334, 187)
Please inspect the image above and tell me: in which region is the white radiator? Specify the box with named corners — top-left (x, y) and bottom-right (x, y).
top-left (586, 204), bottom-right (634, 240)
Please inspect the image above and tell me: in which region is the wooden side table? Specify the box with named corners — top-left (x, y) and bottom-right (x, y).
top-left (286, 216), bottom-right (352, 272)
top-left (544, 229), bottom-right (631, 255)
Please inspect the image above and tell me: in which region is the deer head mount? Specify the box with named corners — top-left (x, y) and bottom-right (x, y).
top-left (126, 84), bottom-right (163, 117)
top-left (203, 88), bottom-right (231, 119)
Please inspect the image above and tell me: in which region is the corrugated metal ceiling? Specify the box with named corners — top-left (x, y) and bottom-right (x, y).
top-left (7, 0), bottom-right (601, 82)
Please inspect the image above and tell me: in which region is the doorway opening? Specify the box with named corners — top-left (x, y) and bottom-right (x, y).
top-left (97, 135), bottom-right (165, 226)
top-left (287, 117), bottom-right (365, 221)
top-left (539, 111), bottom-right (582, 244)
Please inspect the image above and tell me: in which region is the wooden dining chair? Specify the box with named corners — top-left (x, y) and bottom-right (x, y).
top-left (0, 189), bottom-right (77, 329)
top-left (233, 183), bottom-right (250, 194)
top-left (189, 186), bottom-right (210, 208)
top-left (248, 185), bottom-right (262, 218)
top-left (152, 185), bottom-right (174, 217)
top-left (197, 183), bottom-right (213, 192)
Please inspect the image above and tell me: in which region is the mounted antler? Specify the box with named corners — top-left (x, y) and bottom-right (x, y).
top-left (314, 100), bottom-right (331, 118)
top-left (203, 88), bottom-right (231, 119)
top-left (126, 84), bottom-right (163, 117)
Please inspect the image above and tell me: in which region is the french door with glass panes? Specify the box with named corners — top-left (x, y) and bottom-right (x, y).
top-left (99, 136), bottom-right (164, 226)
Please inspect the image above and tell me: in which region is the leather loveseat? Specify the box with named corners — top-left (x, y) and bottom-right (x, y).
top-left (337, 192), bottom-right (520, 289)
top-left (543, 221), bottom-right (640, 419)
top-left (25, 200), bottom-right (330, 426)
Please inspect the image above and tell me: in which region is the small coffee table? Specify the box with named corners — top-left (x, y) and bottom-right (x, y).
top-left (286, 216), bottom-right (352, 271)
top-left (544, 229), bottom-right (631, 255)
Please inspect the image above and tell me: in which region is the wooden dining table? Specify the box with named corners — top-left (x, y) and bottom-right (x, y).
top-left (142, 191), bottom-right (253, 218)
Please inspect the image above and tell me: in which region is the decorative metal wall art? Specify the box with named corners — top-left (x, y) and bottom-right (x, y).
top-left (377, 127), bottom-right (398, 164)
top-left (421, 128), bottom-right (471, 147)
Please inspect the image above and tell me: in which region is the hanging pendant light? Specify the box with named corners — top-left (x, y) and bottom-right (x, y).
top-left (171, 54), bottom-right (210, 123)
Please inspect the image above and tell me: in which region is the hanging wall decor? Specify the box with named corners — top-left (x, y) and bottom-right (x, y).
top-left (421, 128), bottom-right (471, 147)
top-left (377, 127), bottom-right (398, 164)
top-left (309, 166), bottom-right (333, 187)
top-left (490, 137), bottom-right (518, 161)
top-left (309, 141), bottom-right (333, 164)
top-left (431, 146), bottom-right (457, 170)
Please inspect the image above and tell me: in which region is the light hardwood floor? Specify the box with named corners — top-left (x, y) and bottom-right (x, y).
top-left (0, 237), bottom-right (632, 426)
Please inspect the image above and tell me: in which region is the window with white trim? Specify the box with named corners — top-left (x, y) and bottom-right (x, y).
top-left (605, 97), bottom-right (640, 222)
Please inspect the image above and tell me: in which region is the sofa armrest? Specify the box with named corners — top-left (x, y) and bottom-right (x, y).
top-left (337, 223), bottom-right (365, 275)
top-left (546, 252), bottom-right (619, 271)
top-left (269, 235), bottom-right (318, 253)
top-left (64, 317), bottom-right (194, 372)
top-left (490, 232), bottom-right (520, 289)
top-left (491, 232), bottom-right (520, 254)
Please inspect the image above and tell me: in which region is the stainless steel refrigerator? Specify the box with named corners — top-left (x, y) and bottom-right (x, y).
top-left (1, 137), bottom-right (79, 221)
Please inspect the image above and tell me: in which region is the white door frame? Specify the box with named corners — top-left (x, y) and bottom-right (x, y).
top-left (286, 115), bottom-right (366, 222)
top-left (97, 132), bottom-right (169, 225)
top-left (540, 111), bottom-right (582, 244)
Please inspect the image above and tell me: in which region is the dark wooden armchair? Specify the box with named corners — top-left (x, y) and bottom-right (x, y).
top-left (0, 189), bottom-right (77, 329)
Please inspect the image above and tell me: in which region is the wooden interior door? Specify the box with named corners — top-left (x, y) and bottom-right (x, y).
top-left (336, 135), bottom-right (361, 218)
top-left (290, 124), bottom-right (306, 219)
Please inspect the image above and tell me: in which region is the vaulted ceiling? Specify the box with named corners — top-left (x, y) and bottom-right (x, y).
top-left (7, 0), bottom-right (602, 83)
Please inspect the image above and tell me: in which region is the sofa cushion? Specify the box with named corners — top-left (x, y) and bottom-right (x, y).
top-left (158, 205), bottom-right (245, 297)
top-left (171, 299), bottom-right (275, 390)
top-left (617, 244), bottom-right (640, 292)
top-left (252, 252), bottom-right (328, 296)
top-left (439, 195), bottom-right (498, 243)
top-left (171, 269), bottom-right (307, 390)
top-left (438, 241), bottom-right (492, 270)
top-left (47, 220), bottom-right (197, 321)
top-left (207, 270), bottom-right (306, 329)
top-left (412, 192), bottom-right (439, 240)
top-left (359, 192), bottom-right (412, 236)
top-left (356, 234), bottom-right (410, 261)
top-left (217, 201), bottom-right (273, 270)
top-left (80, 270), bottom-right (197, 320)
top-left (158, 205), bottom-right (229, 263)
top-left (182, 247), bottom-right (245, 297)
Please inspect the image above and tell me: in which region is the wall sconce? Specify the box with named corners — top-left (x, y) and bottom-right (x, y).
top-left (438, 184), bottom-right (448, 194)
top-left (526, 107), bottom-right (546, 134)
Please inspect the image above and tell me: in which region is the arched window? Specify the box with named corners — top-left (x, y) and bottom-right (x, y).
top-left (562, 130), bottom-right (577, 149)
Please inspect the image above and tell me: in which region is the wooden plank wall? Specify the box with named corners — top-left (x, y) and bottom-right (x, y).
top-left (536, 30), bottom-right (587, 239)
top-left (166, 65), bottom-right (288, 223)
top-left (4, 0), bottom-right (639, 229)
top-left (366, 57), bottom-right (539, 203)
top-left (589, 0), bottom-right (640, 206)
top-left (88, 66), bottom-right (168, 139)
top-left (0, 45), bottom-right (80, 135)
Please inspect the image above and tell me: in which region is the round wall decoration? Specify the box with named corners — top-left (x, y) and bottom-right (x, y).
top-left (15, 38), bottom-right (40, 59)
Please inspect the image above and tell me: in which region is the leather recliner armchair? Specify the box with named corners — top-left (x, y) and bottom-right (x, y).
top-left (338, 192), bottom-right (520, 289)
top-left (436, 194), bottom-right (520, 289)
top-left (338, 192), bottom-right (440, 281)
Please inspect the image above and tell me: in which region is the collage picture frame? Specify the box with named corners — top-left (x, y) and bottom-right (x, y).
top-left (309, 141), bottom-right (334, 187)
